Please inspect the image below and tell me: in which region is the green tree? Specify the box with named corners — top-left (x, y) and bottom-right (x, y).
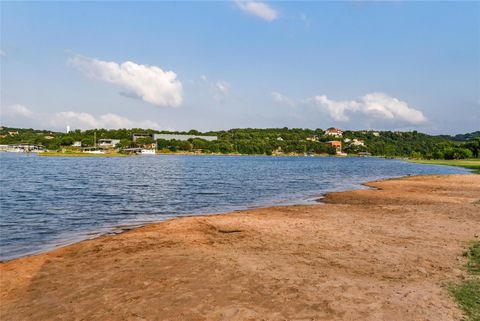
top-left (118, 139), bottom-right (132, 148)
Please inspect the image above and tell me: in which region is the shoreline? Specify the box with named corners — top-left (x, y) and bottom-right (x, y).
top-left (1, 174), bottom-right (479, 320)
top-left (0, 172), bottom-right (431, 262)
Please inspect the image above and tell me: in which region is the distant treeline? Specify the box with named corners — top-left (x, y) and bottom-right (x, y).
top-left (437, 131), bottom-right (480, 142)
top-left (1, 126), bottom-right (479, 159)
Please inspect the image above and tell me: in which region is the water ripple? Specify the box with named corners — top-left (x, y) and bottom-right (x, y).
top-left (0, 153), bottom-right (469, 260)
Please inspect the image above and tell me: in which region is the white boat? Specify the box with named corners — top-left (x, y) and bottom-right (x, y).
top-left (84, 150), bottom-right (105, 154)
top-left (140, 149), bottom-right (156, 155)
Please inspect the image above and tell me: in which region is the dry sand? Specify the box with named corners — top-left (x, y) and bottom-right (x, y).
top-left (1, 174), bottom-right (479, 321)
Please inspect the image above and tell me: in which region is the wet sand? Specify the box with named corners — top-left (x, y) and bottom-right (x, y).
top-left (1, 174), bottom-right (479, 321)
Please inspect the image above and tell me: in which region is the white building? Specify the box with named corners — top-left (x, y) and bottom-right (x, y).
top-left (72, 141), bottom-right (82, 147)
top-left (98, 139), bottom-right (120, 147)
top-left (153, 134), bottom-right (217, 141)
top-left (351, 138), bottom-right (365, 146)
top-left (325, 128), bottom-right (343, 137)
top-left (132, 133), bottom-right (217, 142)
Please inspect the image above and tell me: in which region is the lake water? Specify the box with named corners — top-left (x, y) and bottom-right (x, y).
top-left (0, 153), bottom-right (470, 260)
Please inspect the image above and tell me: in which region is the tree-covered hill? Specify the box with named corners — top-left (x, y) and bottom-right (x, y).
top-left (437, 131), bottom-right (480, 142)
top-left (0, 125), bottom-right (478, 159)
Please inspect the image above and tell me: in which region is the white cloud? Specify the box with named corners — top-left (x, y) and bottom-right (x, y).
top-left (0, 104), bottom-right (161, 130)
top-left (312, 95), bottom-right (360, 122)
top-left (312, 93), bottom-right (427, 124)
top-left (51, 111), bottom-right (161, 130)
top-left (1, 104), bottom-right (35, 118)
top-left (271, 91), bottom-right (296, 107)
top-left (213, 81), bottom-right (229, 101)
top-left (68, 54), bottom-right (183, 108)
top-left (0, 50), bottom-right (6, 57)
top-left (200, 76), bottom-right (230, 102)
top-left (235, 1), bottom-right (278, 22)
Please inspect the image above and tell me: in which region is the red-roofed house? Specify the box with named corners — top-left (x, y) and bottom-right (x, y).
top-left (325, 128), bottom-right (343, 137)
top-left (327, 140), bottom-right (342, 154)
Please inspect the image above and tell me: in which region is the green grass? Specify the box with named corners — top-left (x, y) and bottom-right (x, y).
top-left (449, 281), bottom-right (480, 321)
top-left (448, 241), bottom-right (480, 321)
top-left (463, 242), bottom-right (480, 274)
top-left (410, 159), bottom-right (480, 174)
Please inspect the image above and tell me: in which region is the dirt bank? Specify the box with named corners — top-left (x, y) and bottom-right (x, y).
top-left (1, 174), bottom-right (479, 321)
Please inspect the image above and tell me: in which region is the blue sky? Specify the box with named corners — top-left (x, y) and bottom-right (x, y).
top-left (1, 1), bottom-right (479, 134)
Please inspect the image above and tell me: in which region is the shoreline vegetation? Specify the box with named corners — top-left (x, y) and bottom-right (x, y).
top-left (410, 159), bottom-right (480, 174)
top-left (1, 174), bottom-right (479, 320)
top-left (448, 241), bottom-right (480, 321)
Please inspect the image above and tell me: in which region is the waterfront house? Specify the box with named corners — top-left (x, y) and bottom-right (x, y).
top-left (327, 140), bottom-right (342, 154)
top-left (72, 141), bottom-right (82, 147)
top-left (98, 139), bottom-right (120, 148)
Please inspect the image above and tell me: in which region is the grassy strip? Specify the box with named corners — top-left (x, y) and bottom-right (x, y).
top-left (448, 241), bottom-right (480, 321)
top-left (463, 242), bottom-right (480, 274)
top-left (410, 159), bottom-right (480, 174)
top-left (39, 152), bottom-right (130, 157)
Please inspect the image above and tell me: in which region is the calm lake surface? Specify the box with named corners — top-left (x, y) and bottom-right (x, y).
top-left (0, 153), bottom-right (470, 260)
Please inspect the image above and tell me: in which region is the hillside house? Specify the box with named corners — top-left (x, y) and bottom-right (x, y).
top-left (327, 140), bottom-right (342, 154)
top-left (351, 138), bottom-right (365, 146)
top-left (98, 139), bottom-right (120, 148)
top-left (325, 128), bottom-right (343, 137)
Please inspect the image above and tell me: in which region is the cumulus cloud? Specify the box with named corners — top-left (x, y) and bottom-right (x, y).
top-left (312, 93), bottom-right (427, 124)
top-left (68, 54), bottom-right (183, 107)
top-left (0, 104), bottom-right (161, 130)
top-left (235, 1), bottom-right (278, 22)
top-left (1, 104), bottom-right (35, 118)
top-left (51, 112), bottom-right (161, 129)
top-left (271, 91), bottom-right (296, 107)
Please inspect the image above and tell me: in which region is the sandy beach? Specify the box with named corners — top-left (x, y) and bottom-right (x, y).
top-left (1, 174), bottom-right (479, 321)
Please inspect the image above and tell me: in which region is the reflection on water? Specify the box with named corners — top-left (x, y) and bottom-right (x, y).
top-left (0, 153), bottom-right (469, 260)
